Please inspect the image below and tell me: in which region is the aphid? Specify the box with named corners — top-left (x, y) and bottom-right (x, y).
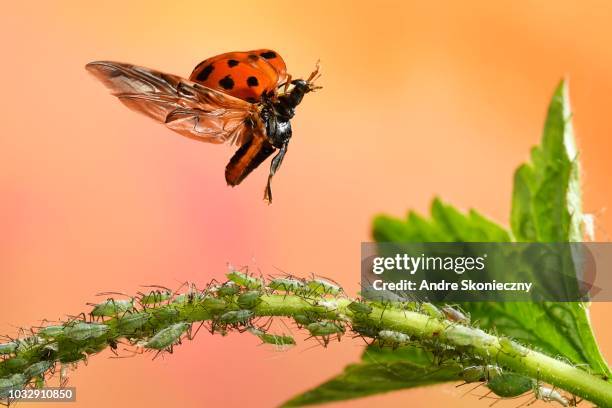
top-left (217, 282), bottom-right (240, 297)
top-left (1, 357), bottom-right (28, 371)
top-left (34, 375), bottom-right (45, 388)
top-left (227, 270), bottom-right (264, 290)
top-left (535, 386), bottom-right (569, 407)
top-left (248, 328), bottom-right (295, 347)
top-left (441, 306), bottom-right (470, 324)
top-left (58, 350), bottom-right (86, 364)
top-left (151, 307), bottom-right (180, 322)
top-left (219, 310), bottom-right (254, 325)
top-left (0, 373), bottom-right (26, 398)
top-left (63, 323), bottom-right (109, 341)
top-left (38, 325), bottom-right (65, 339)
top-left (378, 330), bottom-right (410, 347)
top-left (116, 311), bottom-right (151, 332)
top-left (269, 277), bottom-right (305, 293)
top-left (306, 321), bottom-right (345, 336)
top-left (445, 325), bottom-right (474, 347)
top-left (86, 50), bottom-right (320, 203)
top-left (306, 278), bottom-right (341, 296)
top-left (347, 301), bottom-right (373, 316)
top-left (40, 343), bottom-right (59, 360)
top-left (421, 302), bottom-right (444, 319)
top-left (486, 372), bottom-right (534, 398)
top-left (293, 314), bottom-right (315, 327)
top-left (90, 299), bottom-right (134, 317)
top-left (352, 324), bottom-right (381, 340)
top-left (201, 297), bottom-right (228, 312)
top-left (313, 299), bottom-right (338, 312)
top-left (145, 322), bottom-right (191, 350)
top-left (460, 365), bottom-right (502, 383)
top-left (24, 361), bottom-right (53, 379)
top-left (0, 341), bottom-right (17, 355)
top-left (237, 291), bottom-right (263, 309)
top-left (498, 337), bottom-right (529, 357)
top-left (139, 290), bottom-right (172, 305)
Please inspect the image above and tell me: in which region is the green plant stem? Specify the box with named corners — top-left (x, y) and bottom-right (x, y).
top-left (256, 295), bottom-right (612, 407)
top-left (3, 291), bottom-right (611, 407)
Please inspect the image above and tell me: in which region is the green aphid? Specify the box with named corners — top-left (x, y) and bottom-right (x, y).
top-left (259, 333), bottom-right (296, 346)
top-left (34, 375), bottom-right (45, 389)
top-left (378, 330), bottom-right (410, 345)
top-left (219, 310), bottom-right (253, 324)
top-left (306, 278), bottom-right (341, 296)
top-left (217, 282), bottom-right (240, 297)
top-left (58, 350), bottom-right (86, 364)
top-left (0, 374), bottom-right (26, 398)
top-left (91, 299), bottom-right (134, 317)
top-left (352, 324), bottom-right (380, 339)
top-left (227, 270), bottom-right (264, 290)
top-left (421, 302), bottom-right (444, 319)
top-left (487, 372), bottom-right (534, 398)
top-left (307, 321), bottom-right (345, 336)
top-left (499, 337), bottom-right (529, 357)
top-left (0, 341), bottom-right (17, 355)
top-left (460, 365), bottom-right (502, 383)
top-left (116, 312), bottom-right (151, 332)
top-left (293, 314), bottom-right (315, 326)
top-left (140, 290), bottom-right (172, 305)
top-left (269, 278), bottom-right (305, 293)
top-left (84, 339), bottom-right (110, 354)
top-left (441, 306), bottom-right (470, 324)
top-left (63, 322), bottom-right (109, 341)
top-left (202, 297), bottom-right (227, 312)
top-left (151, 307), bottom-right (180, 322)
top-left (145, 322), bottom-right (190, 350)
top-left (24, 361), bottom-right (53, 379)
top-left (347, 301), bottom-right (373, 315)
top-left (248, 328), bottom-right (295, 346)
top-left (237, 291), bottom-right (262, 309)
top-left (1, 357), bottom-right (28, 372)
top-left (172, 293), bottom-right (188, 304)
top-left (445, 325), bottom-right (474, 346)
top-left (38, 325), bottom-right (65, 339)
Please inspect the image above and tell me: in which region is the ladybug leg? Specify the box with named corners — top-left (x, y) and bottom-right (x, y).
top-left (307, 60), bottom-right (321, 83)
top-left (264, 141), bottom-right (289, 203)
top-left (283, 74), bottom-right (293, 94)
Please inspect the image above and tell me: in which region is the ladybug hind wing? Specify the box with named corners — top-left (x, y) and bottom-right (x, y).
top-left (86, 61), bottom-right (254, 146)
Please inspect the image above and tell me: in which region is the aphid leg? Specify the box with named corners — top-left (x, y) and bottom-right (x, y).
top-left (264, 142), bottom-right (289, 203)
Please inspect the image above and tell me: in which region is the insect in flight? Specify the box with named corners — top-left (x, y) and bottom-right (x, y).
top-left (86, 49), bottom-right (320, 203)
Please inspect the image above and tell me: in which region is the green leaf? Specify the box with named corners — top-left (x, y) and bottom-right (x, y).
top-left (511, 80), bottom-right (582, 242)
top-left (286, 80), bottom-right (610, 406)
top-left (282, 346), bottom-right (462, 407)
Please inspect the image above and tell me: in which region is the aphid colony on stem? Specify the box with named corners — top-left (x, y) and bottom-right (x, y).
top-left (0, 271), bottom-right (578, 407)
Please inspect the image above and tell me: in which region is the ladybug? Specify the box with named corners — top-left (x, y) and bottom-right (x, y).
top-left (86, 49), bottom-right (320, 202)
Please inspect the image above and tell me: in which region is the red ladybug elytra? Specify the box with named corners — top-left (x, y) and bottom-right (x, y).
top-left (86, 49), bottom-right (320, 202)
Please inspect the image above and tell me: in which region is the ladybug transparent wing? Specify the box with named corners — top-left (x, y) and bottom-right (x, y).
top-left (86, 61), bottom-right (255, 145)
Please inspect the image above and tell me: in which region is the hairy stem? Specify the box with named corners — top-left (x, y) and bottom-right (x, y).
top-left (1, 281), bottom-right (611, 407)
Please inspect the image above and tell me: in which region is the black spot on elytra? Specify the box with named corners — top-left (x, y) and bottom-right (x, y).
top-left (196, 64), bottom-right (214, 81)
top-left (248, 54), bottom-right (259, 60)
top-left (260, 51), bottom-right (277, 59)
top-left (219, 75), bottom-right (234, 90)
top-left (247, 76), bottom-right (259, 87)
top-left (227, 59), bottom-right (239, 67)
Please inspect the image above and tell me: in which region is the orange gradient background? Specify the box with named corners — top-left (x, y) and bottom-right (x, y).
top-left (1, 1), bottom-right (611, 407)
